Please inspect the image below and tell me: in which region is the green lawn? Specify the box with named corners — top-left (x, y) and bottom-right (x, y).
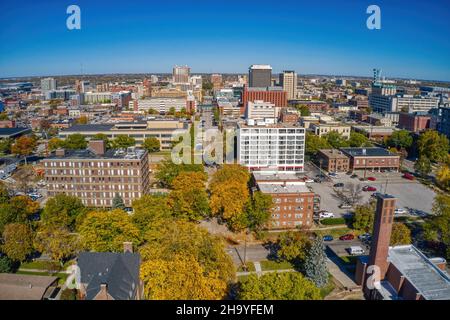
top-left (20, 259), bottom-right (74, 271)
top-left (260, 260), bottom-right (294, 271)
top-left (320, 274), bottom-right (336, 298)
top-left (314, 227), bottom-right (361, 239)
top-left (16, 271), bottom-right (69, 285)
top-left (237, 262), bottom-right (256, 272)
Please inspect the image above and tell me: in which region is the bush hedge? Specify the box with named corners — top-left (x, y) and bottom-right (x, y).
top-left (320, 217), bottom-right (346, 225)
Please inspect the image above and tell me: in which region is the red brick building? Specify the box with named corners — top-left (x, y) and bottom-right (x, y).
top-left (279, 108), bottom-right (299, 123)
top-left (398, 112), bottom-right (431, 133)
top-left (355, 194), bottom-right (450, 300)
top-left (0, 120), bottom-right (15, 128)
top-left (317, 149), bottom-right (350, 172)
top-left (253, 172), bottom-right (314, 230)
top-left (340, 147), bottom-right (400, 172)
top-left (242, 86), bottom-right (287, 115)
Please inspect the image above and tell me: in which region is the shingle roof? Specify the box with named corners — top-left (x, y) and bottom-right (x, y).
top-left (0, 273), bottom-right (58, 300)
top-left (77, 252), bottom-right (141, 300)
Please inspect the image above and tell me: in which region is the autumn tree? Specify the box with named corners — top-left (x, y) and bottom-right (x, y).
top-left (436, 164), bottom-right (450, 191)
top-left (34, 226), bottom-right (79, 266)
top-left (210, 165), bottom-right (250, 230)
top-left (238, 272), bottom-right (321, 300)
top-left (243, 191), bottom-right (273, 232)
top-left (79, 209), bottom-right (141, 252)
top-left (352, 201), bottom-right (376, 232)
top-left (0, 195), bottom-right (40, 233)
top-left (390, 222), bottom-right (412, 246)
top-left (277, 231), bottom-right (311, 266)
top-left (2, 223), bottom-right (34, 262)
top-left (140, 255), bottom-right (227, 300)
top-left (417, 130), bottom-right (450, 163)
top-left (41, 194), bottom-right (86, 231)
top-left (168, 171), bottom-right (210, 221)
top-left (143, 137), bottom-right (160, 153)
top-left (75, 115), bottom-right (88, 125)
top-left (131, 194), bottom-right (172, 234)
top-left (112, 135), bottom-right (135, 149)
top-left (11, 136), bottom-right (36, 164)
top-left (47, 137), bottom-right (64, 151)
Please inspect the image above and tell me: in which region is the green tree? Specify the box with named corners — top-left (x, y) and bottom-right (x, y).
top-left (167, 107), bottom-right (176, 116)
top-left (112, 193), bottom-right (126, 210)
top-left (168, 172), bottom-right (210, 221)
top-left (244, 191), bottom-right (273, 232)
top-left (414, 156), bottom-right (432, 177)
top-left (0, 195), bottom-right (39, 233)
top-left (348, 132), bottom-right (372, 148)
top-left (47, 137), bottom-right (64, 151)
top-left (324, 131), bottom-right (350, 149)
top-left (0, 256), bottom-right (14, 273)
top-left (41, 194), bottom-right (86, 231)
top-left (0, 138), bottom-right (12, 154)
top-left (417, 130), bottom-right (450, 163)
top-left (79, 209), bottom-right (141, 252)
top-left (305, 132), bottom-right (331, 156)
top-left (112, 135), bottom-right (135, 149)
top-left (64, 134), bottom-right (87, 150)
top-left (423, 194), bottom-right (450, 258)
top-left (352, 202), bottom-right (375, 232)
top-left (238, 272), bottom-right (321, 300)
top-left (294, 104), bottom-right (311, 116)
top-left (386, 130), bottom-right (413, 150)
top-left (143, 137), bottom-right (160, 153)
top-left (277, 231), bottom-right (311, 265)
top-left (303, 237), bottom-right (328, 288)
top-left (2, 223), bottom-right (34, 262)
top-left (390, 222), bottom-right (412, 246)
top-left (155, 157), bottom-right (204, 188)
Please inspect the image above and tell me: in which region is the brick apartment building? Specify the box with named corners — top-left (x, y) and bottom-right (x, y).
top-left (242, 86), bottom-right (287, 115)
top-left (398, 112), bottom-right (431, 133)
top-left (340, 147), bottom-right (400, 172)
top-left (253, 172), bottom-right (314, 229)
top-left (279, 108), bottom-right (299, 123)
top-left (355, 194), bottom-right (450, 300)
top-left (43, 140), bottom-right (150, 207)
top-left (317, 149), bottom-right (350, 172)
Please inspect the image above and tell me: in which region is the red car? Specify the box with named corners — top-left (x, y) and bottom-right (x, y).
top-left (367, 177), bottom-right (376, 181)
top-left (339, 234), bottom-right (355, 241)
top-left (363, 186), bottom-right (377, 192)
top-left (403, 173), bottom-right (415, 180)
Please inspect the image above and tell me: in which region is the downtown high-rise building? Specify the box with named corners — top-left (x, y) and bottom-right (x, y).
top-left (279, 70), bottom-right (298, 100)
top-left (172, 65), bottom-right (190, 84)
top-left (248, 64), bottom-right (272, 87)
top-left (41, 77), bottom-right (57, 92)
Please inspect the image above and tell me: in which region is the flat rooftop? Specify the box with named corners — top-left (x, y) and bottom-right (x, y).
top-left (46, 148), bottom-right (147, 160)
top-left (340, 147), bottom-right (397, 157)
top-left (388, 245), bottom-right (450, 300)
top-left (0, 127), bottom-right (31, 138)
top-left (257, 183), bottom-right (311, 194)
top-left (318, 149), bottom-right (349, 159)
top-left (253, 171), bottom-right (306, 182)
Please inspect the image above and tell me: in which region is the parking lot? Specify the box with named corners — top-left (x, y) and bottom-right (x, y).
top-left (304, 162), bottom-right (437, 218)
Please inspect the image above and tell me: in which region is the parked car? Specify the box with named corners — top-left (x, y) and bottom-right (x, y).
top-left (339, 203), bottom-right (353, 209)
top-left (358, 233), bottom-right (371, 241)
top-left (394, 208), bottom-right (408, 215)
top-left (403, 173), bottom-right (415, 180)
top-left (304, 177), bottom-right (314, 183)
top-left (367, 177), bottom-right (376, 181)
top-left (339, 234), bottom-right (355, 241)
top-left (346, 171), bottom-right (353, 175)
top-left (363, 185), bottom-right (377, 192)
top-left (323, 235), bottom-right (334, 242)
top-left (348, 246), bottom-right (365, 255)
top-left (319, 211), bottom-right (335, 219)
top-left (333, 183), bottom-right (344, 188)
top-left (371, 192), bottom-right (382, 198)
top-left (350, 174), bottom-right (358, 179)
top-left (328, 172), bottom-right (338, 177)
top-left (314, 178), bottom-right (323, 183)
top-left (359, 177), bottom-right (368, 181)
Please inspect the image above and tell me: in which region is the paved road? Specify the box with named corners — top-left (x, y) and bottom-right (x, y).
top-left (227, 244), bottom-right (274, 265)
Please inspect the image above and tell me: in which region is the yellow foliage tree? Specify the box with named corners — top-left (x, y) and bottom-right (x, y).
top-left (436, 164), bottom-right (450, 190)
top-left (140, 255), bottom-right (227, 300)
top-left (78, 209), bottom-right (141, 252)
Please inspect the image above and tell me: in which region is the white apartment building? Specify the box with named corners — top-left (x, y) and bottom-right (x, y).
top-left (237, 121), bottom-right (306, 173)
top-left (246, 100), bottom-right (279, 120)
top-left (136, 97), bottom-right (186, 113)
top-left (370, 94), bottom-right (439, 113)
top-left (310, 123), bottom-right (351, 139)
top-left (84, 92), bottom-right (112, 104)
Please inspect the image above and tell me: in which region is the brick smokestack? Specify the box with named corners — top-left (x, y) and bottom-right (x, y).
top-left (88, 140), bottom-right (106, 156)
top-left (368, 194), bottom-right (396, 280)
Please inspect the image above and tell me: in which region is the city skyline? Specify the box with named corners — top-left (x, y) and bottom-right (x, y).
top-left (1, 0), bottom-right (449, 81)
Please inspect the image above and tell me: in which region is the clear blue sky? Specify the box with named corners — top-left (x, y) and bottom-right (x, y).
top-left (1, 0), bottom-right (449, 81)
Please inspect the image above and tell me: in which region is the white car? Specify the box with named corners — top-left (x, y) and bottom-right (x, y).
top-left (304, 178), bottom-right (314, 183)
top-left (319, 211), bottom-right (335, 219)
top-left (394, 208), bottom-right (408, 215)
top-left (349, 246), bottom-right (365, 255)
